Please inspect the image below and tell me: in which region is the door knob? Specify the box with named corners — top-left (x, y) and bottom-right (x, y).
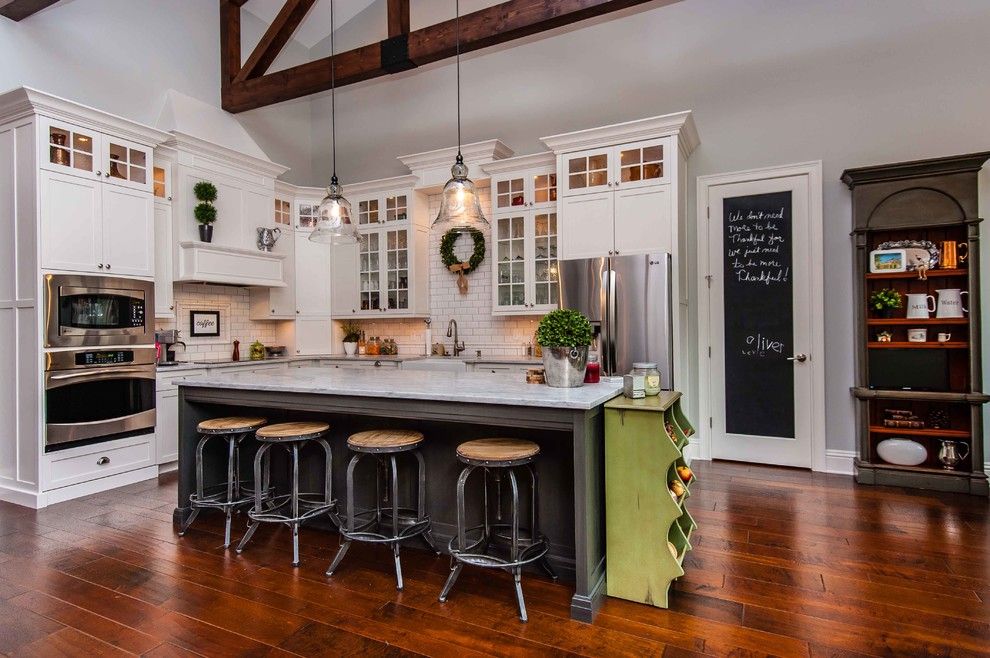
top-left (787, 353), bottom-right (808, 363)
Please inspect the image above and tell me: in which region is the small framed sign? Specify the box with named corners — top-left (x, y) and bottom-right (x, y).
top-left (869, 248), bottom-right (907, 274)
top-left (189, 310), bottom-right (221, 337)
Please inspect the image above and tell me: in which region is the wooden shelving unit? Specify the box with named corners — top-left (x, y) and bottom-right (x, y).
top-left (604, 392), bottom-right (696, 608)
top-left (843, 152), bottom-right (990, 495)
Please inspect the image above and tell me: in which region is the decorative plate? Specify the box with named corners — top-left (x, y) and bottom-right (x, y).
top-left (877, 240), bottom-right (939, 269)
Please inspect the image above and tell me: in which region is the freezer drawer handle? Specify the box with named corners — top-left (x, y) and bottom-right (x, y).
top-left (96, 456), bottom-right (110, 466)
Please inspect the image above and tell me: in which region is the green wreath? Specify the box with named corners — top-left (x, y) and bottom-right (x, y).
top-left (440, 228), bottom-right (485, 272)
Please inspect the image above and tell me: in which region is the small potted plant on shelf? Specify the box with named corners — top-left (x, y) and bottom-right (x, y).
top-left (193, 181), bottom-right (218, 243)
top-left (869, 288), bottom-right (903, 318)
top-left (341, 321), bottom-right (361, 356)
top-left (536, 308), bottom-right (593, 388)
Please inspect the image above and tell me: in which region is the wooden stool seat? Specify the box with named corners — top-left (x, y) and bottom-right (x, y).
top-left (456, 438), bottom-right (540, 465)
top-left (347, 429), bottom-right (424, 452)
top-left (256, 421), bottom-right (330, 442)
top-left (197, 416), bottom-right (267, 434)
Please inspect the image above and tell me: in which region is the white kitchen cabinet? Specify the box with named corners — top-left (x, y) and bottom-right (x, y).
top-left (560, 138), bottom-right (668, 198)
top-left (102, 184), bottom-right (154, 277)
top-left (294, 231), bottom-right (332, 316)
top-left (492, 167), bottom-right (557, 212)
top-left (153, 161), bottom-right (172, 202)
top-left (330, 242), bottom-right (360, 316)
top-left (558, 192), bottom-right (614, 261)
top-left (614, 185), bottom-right (672, 255)
top-left (40, 170), bottom-right (103, 273)
top-left (321, 359), bottom-right (400, 370)
top-left (336, 224), bottom-right (428, 319)
top-left (154, 201), bottom-right (174, 317)
top-left (39, 116), bottom-right (102, 179)
top-left (491, 210), bottom-right (559, 315)
top-left (249, 226), bottom-right (295, 320)
top-left (156, 388), bottom-right (178, 464)
top-left (295, 318), bottom-right (332, 355)
top-left (353, 189), bottom-right (411, 226)
top-left (104, 135), bottom-right (153, 193)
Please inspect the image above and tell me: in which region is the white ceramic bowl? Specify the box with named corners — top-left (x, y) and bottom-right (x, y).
top-left (876, 438), bottom-right (927, 466)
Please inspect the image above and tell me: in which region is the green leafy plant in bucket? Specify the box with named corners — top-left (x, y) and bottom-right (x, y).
top-left (869, 288), bottom-right (903, 312)
top-left (536, 309), bottom-right (593, 347)
top-left (341, 320), bottom-right (361, 343)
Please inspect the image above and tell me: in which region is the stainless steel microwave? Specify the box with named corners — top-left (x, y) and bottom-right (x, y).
top-left (44, 274), bottom-right (154, 347)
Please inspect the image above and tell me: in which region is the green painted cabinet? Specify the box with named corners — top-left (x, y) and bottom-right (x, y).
top-left (604, 392), bottom-right (696, 608)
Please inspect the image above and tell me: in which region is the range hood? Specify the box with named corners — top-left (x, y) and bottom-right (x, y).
top-left (176, 242), bottom-right (286, 288)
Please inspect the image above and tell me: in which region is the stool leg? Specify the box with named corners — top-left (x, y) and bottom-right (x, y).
top-left (415, 449), bottom-right (439, 555)
top-left (439, 465), bottom-right (474, 603)
top-left (316, 438), bottom-right (339, 527)
top-left (236, 442), bottom-right (270, 554)
top-left (389, 455), bottom-right (404, 590)
top-left (291, 442), bottom-right (301, 567)
top-left (530, 464), bottom-right (557, 581)
top-left (508, 468), bottom-right (528, 622)
top-left (178, 434), bottom-right (209, 536)
top-left (223, 435), bottom-right (236, 548)
top-left (326, 452), bottom-right (361, 577)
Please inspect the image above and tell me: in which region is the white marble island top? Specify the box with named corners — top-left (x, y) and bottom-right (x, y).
top-left (178, 366), bottom-right (623, 410)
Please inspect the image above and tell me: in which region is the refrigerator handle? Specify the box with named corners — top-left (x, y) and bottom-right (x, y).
top-left (605, 260), bottom-right (616, 377)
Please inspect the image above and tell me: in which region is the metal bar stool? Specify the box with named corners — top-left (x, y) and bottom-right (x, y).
top-left (179, 416), bottom-right (268, 548)
top-left (326, 429), bottom-right (438, 590)
top-left (439, 438), bottom-right (557, 622)
top-left (235, 421), bottom-right (337, 566)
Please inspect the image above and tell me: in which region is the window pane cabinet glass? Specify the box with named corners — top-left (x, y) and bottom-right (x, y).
top-left (534, 212), bottom-right (559, 306)
top-left (107, 140), bottom-right (148, 185)
top-left (385, 229), bottom-right (409, 310)
top-left (47, 124), bottom-right (96, 174)
top-left (384, 194), bottom-right (407, 222)
top-left (274, 199), bottom-right (291, 225)
top-left (565, 150), bottom-right (610, 194)
top-left (533, 172), bottom-right (557, 206)
top-left (619, 142), bottom-right (664, 185)
top-left (496, 177), bottom-right (526, 209)
top-left (298, 203), bottom-right (319, 228)
top-left (359, 232), bottom-right (381, 311)
top-left (153, 166), bottom-right (168, 199)
top-left (496, 215), bottom-right (527, 308)
top-left (358, 199), bottom-right (379, 225)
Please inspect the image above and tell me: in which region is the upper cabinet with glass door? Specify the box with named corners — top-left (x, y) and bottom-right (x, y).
top-left (40, 117), bottom-right (153, 193)
top-left (353, 189), bottom-right (412, 227)
top-left (492, 168), bottom-right (557, 212)
top-left (560, 137), bottom-right (669, 196)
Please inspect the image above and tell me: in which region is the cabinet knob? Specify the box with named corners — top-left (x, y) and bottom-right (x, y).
top-left (614, 251), bottom-right (620, 255)
top-left (271, 309), bottom-right (275, 314)
top-left (96, 456), bottom-right (110, 466)
top-left (374, 360), bottom-right (382, 367)
top-left (105, 172), bottom-right (110, 178)
top-left (106, 264), bottom-right (111, 270)
top-left (296, 310), bottom-right (300, 314)
top-left (167, 196), bottom-right (172, 201)
top-left (169, 305), bottom-right (174, 311)
top-left (98, 263), bottom-right (104, 269)
top-left (95, 170), bottom-right (102, 177)
top-left (607, 182), bottom-right (613, 187)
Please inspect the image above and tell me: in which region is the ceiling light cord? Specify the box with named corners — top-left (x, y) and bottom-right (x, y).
top-left (330, 0), bottom-right (337, 183)
top-left (455, 0), bottom-right (462, 163)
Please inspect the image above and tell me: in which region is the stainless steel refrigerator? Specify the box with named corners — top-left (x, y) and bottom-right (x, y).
top-left (558, 253), bottom-right (673, 385)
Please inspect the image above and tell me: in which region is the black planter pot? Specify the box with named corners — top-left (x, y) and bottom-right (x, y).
top-left (199, 224), bottom-right (214, 243)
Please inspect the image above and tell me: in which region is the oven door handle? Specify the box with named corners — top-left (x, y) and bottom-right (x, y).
top-left (47, 367), bottom-right (156, 386)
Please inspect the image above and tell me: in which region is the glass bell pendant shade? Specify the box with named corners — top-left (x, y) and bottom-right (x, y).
top-left (310, 178), bottom-right (356, 244)
top-left (433, 156), bottom-right (488, 232)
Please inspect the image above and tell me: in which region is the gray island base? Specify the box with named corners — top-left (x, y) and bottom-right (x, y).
top-left (174, 367), bottom-right (622, 622)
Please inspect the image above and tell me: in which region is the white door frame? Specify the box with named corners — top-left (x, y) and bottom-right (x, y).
top-left (695, 161), bottom-right (826, 472)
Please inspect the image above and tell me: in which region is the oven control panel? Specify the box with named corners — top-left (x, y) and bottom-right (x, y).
top-left (74, 350), bottom-right (134, 367)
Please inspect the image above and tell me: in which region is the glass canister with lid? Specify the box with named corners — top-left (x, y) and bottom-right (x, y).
top-left (631, 362), bottom-right (661, 396)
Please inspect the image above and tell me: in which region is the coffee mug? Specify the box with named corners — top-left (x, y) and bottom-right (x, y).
top-left (937, 332), bottom-right (952, 342)
top-left (905, 293), bottom-right (936, 319)
top-left (907, 328), bottom-right (927, 342)
top-left (935, 289), bottom-right (968, 319)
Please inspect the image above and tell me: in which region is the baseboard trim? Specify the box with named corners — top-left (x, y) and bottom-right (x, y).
top-left (0, 485), bottom-right (43, 509)
top-left (43, 466), bottom-right (160, 506)
top-left (825, 449), bottom-right (856, 475)
top-left (158, 461), bottom-right (178, 474)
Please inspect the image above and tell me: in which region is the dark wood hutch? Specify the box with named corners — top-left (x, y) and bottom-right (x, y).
top-left (843, 152), bottom-right (989, 495)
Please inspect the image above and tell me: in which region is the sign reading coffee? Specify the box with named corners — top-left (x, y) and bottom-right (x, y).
top-left (723, 191), bottom-right (795, 438)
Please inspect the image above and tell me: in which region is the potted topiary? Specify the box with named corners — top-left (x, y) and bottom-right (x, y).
top-left (341, 320), bottom-right (361, 356)
top-left (869, 288), bottom-right (903, 318)
top-left (536, 308), bottom-right (594, 388)
top-left (193, 181), bottom-right (218, 243)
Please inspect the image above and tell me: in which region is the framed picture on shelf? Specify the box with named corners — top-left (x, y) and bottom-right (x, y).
top-left (869, 248), bottom-right (907, 273)
top-left (189, 310), bottom-right (221, 337)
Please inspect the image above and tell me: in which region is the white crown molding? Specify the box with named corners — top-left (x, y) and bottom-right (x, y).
top-left (342, 174), bottom-right (421, 197)
top-left (0, 86), bottom-right (170, 146)
top-left (398, 139), bottom-right (514, 174)
top-left (540, 111), bottom-right (699, 156)
top-left (163, 131), bottom-right (289, 179)
top-left (481, 151), bottom-right (555, 176)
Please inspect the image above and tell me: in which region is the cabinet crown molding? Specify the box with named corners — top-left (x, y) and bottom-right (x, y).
top-left (481, 151), bottom-right (555, 176)
top-left (0, 86), bottom-right (170, 146)
top-left (163, 131), bottom-right (289, 179)
top-left (540, 111), bottom-right (699, 156)
top-left (398, 139), bottom-right (514, 175)
top-left (340, 174), bottom-right (420, 197)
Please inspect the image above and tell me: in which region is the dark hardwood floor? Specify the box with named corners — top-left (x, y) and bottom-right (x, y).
top-left (0, 460), bottom-right (987, 657)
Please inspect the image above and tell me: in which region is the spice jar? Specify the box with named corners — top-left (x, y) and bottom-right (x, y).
top-left (631, 362), bottom-right (661, 396)
top-left (583, 352), bottom-right (601, 384)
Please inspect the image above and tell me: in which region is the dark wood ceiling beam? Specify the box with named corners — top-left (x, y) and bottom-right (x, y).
top-left (387, 0), bottom-right (409, 38)
top-left (219, 0), bottom-right (242, 91)
top-left (234, 0), bottom-right (316, 83)
top-left (222, 0), bottom-right (661, 113)
top-left (0, 0), bottom-right (60, 21)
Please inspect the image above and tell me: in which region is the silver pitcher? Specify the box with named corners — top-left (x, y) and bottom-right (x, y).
top-left (937, 440), bottom-right (969, 470)
top-left (256, 226), bottom-right (282, 252)
top-left (542, 346), bottom-right (589, 388)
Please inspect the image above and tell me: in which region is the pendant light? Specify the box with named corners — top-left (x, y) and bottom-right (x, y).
top-left (432, 0), bottom-right (488, 233)
top-left (310, 0), bottom-right (356, 244)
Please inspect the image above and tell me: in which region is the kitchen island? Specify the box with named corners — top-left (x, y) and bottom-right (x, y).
top-left (174, 367), bottom-right (622, 621)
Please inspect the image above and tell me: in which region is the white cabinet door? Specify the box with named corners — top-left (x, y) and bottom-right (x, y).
top-left (530, 168), bottom-right (558, 210)
top-left (154, 201), bottom-right (174, 317)
top-left (614, 138), bottom-right (669, 191)
top-left (492, 174), bottom-right (528, 213)
top-left (268, 227), bottom-right (295, 316)
top-left (561, 148), bottom-right (612, 196)
top-left (382, 228), bottom-right (411, 312)
top-left (39, 117), bottom-right (102, 179)
top-left (104, 135), bottom-right (152, 193)
top-left (330, 242), bottom-right (360, 317)
top-left (492, 213), bottom-right (529, 313)
top-left (530, 210), bottom-right (560, 311)
top-left (102, 185), bottom-right (154, 277)
top-left (295, 318), bottom-right (332, 355)
top-left (40, 170), bottom-right (103, 273)
top-left (294, 232), bottom-right (332, 316)
top-left (153, 162), bottom-right (172, 202)
top-left (155, 390), bottom-right (178, 464)
top-left (559, 192), bottom-right (614, 260)
top-left (613, 185), bottom-right (671, 256)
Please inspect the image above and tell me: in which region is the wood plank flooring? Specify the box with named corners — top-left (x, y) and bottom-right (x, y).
top-left (0, 460), bottom-right (987, 657)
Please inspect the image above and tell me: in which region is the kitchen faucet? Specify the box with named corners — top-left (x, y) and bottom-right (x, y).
top-left (446, 319), bottom-right (465, 357)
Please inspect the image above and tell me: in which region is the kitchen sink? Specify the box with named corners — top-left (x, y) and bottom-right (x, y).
top-left (401, 358), bottom-right (468, 373)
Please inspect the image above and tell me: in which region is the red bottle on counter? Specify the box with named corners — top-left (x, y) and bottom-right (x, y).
top-left (584, 352), bottom-right (601, 384)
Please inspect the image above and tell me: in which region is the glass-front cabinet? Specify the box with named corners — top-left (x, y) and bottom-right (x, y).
top-left (354, 190), bottom-right (410, 226)
top-left (492, 210), bottom-right (559, 315)
top-left (492, 169), bottom-right (557, 211)
top-left (40, 117), bottom-right (154, 193)
top-left (357, 227), bottom-right (411, 312)
top-left (560, 137), bottom-right (669, 197)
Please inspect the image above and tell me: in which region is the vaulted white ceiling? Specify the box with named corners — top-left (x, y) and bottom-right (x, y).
top-left (242, 0), bottom-right (376, 48)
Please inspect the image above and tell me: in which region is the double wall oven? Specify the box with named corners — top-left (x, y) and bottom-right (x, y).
top-left (44, 275), bottom-right (156, 449)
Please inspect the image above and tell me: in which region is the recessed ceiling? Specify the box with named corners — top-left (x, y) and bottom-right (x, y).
top-left (242, 0), bottom-right (376, 48)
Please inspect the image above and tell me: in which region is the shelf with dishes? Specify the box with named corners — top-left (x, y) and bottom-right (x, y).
top-left (864, 400), bottom-right (974, 473)
top-left (865, 268), bottom-right (968, 280)
top-left (866, 317), bottom-right (968, 326)
top-left (867, 341), bottom-right (968, 349)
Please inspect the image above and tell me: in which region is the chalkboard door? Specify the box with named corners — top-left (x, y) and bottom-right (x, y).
top-left (707, 176), bottom-right (815, 467)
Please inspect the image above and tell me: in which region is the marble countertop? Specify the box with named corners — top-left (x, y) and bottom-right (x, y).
top-left (158, 354), bottom-right (541, 373)
top-left (178, 366), bottom-right (623, 410)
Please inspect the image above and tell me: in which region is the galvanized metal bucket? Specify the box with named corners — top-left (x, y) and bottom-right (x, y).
top-left (542, 346), bottom-right (589, 388)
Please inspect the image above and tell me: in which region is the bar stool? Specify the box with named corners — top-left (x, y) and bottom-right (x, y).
top-left (326, 429), bottom-right (438, 590)
top-left (235, 421), bottom-right (336, 566)
top-left (179, 416), bottom-right (267, 548)
top-left (439, 438), bottom-right (557, 622)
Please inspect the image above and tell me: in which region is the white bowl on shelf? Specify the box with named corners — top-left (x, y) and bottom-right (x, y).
top-left (876, 438), bottom-right (927, 466)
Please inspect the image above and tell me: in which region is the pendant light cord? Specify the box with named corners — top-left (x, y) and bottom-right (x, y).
top-left (330, 0), bottom-right (338, 183)
top-left (455, 0), bottom-right (462, 161)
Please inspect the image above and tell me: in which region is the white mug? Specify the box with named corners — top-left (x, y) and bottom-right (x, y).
top-left (935, 289), bottom-right (968, 319)
top-left (907, 328), bottom-right (927, 342)
top-left (937, 332), bottom-right (952, 342)
top-left (905, 293), bottom-right (936, 319)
